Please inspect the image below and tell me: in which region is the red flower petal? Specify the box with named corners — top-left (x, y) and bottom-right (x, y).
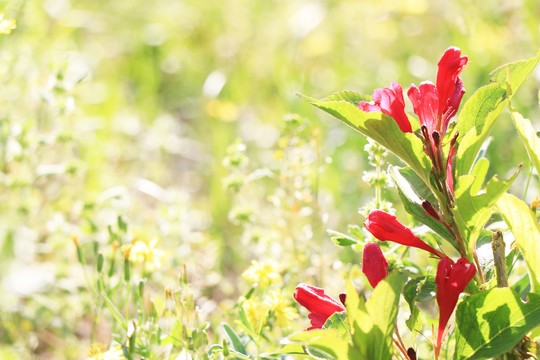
top-left (294, 283), bottom-right (345, 329)
top-left (407, 81), bottom-right (439, 133)
top-left (359, 82), bottom-right (412, 133)
top-left (436, 47), bottom-right (468, 119)
top-left (435, 257), bottom-right (476, 354)
top-left (362, 242), bottom-right (389, 288)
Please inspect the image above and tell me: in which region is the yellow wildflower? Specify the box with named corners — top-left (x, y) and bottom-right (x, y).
top-left (130, 238), bottom-right (166, 271)
top-left (87, 344), bottom-right (123, 360)
top-left (264, 290), bottom-right (298, 327)
top-left (242, 260), bottom-right (281, 288)
top-left (242, 298), bottom-right (265, 330)
top-left (0, 14), bottom-right (15, 34)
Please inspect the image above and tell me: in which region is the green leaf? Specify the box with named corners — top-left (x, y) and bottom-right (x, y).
top-left (510, 109), bottom-right (540, 177)
top-left (320, 90), bottom-right (371, 105)
top-left (489, 50), bottom-right (540, 99)
top-left (496, 193), bottom-right (540, 293)
top-left (389, 166), bottom-right (455, 246)
top-left (235, 306), bottom-right (257, 342)
top-left (454, 288), bottom-right (540, 360)
top-left (347, 224), bottom-right (364, 241)
top-left (323, 311), bottom-right (350, 340)
top-left (102, 293), bottom-right (127, 330)
top-left (403, 276), bottom-right (435, 333)
top-left (327, 229), bottom-right (359, 247)
top-left (222, 323), bottom-right (247, 356)
top-left (273, 344), bottom-right (307, 356)
top-left (454, 170), bottom-right (519, 254)
top-left (361, 272), bottom-right (408, 360)
top-left (455, 83), bottom-right (507, 176)
top-left (288, 329), bottom-right (350, 360)
top-left (405, 305), bottom-right (423, 333)
top-left (299, 92), bottom-right (433, 192)
top-left (403, 276), bottom-right (437, 306)
top-left (345, 280), bottom-right (371, 356)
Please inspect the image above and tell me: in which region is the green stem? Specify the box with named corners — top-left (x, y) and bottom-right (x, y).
top-left (375, 152), bottom-right (381, 209)
top-left (524, 163), bottom-right (533, 200)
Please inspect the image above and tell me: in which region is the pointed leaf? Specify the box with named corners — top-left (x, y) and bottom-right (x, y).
top-left (323, 311), bottom-right (350, 340)
top-left (364, 271), bottom-right (408, 360)
top-left (496, 193), bottom-right (540, 292)
top-left (489, 50), bottom-right (540, 99)
top-left (289, 329), bottom-right (349, 360)
top-left (389, 166), bottom-right (455, 246)
top-left (327, 229), bottom-right (360, 247)
top-left (299, 93), bottom-right (434, 193)
top-left (454, 288), bottom-right (540, 360)
top-left (454, 171), bottom-right (519, 253)
top-left (222, 323), bottom-right (247, 355)
top-left (455, 83), bottom-right (507, 176)
top-left (346, 280), bottom-right (371, 357)
top-left (510, 110), bottom-right (540, 177)
top-left (320, 90), bottom-right (371, 105)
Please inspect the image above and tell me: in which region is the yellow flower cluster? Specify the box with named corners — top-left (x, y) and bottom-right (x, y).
top-left (242, 290), bottom-right (298, 329)
top-left (241, 260), bottom-right (281, 288)
top-left (264, 289), bottom-right (298, 327)
top-left (129, 238), bottom-right (166, 271)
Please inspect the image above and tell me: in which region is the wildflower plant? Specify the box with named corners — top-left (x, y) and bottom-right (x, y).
top-left (284, 48), bottom-right (540, 359)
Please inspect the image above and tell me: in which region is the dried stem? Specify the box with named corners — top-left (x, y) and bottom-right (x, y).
top-left (492, 230), bottom-right (509, 288)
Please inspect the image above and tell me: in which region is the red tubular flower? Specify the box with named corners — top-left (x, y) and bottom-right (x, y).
top-left (364, 210), bottom-right (445, 259)
top-left (407, 47), bottom-right (468, 136)
top-left (294, 283), bottom-right (345, 330)
top-left (435, 257), bottom-right (476, 356)
top-left (362, 242), bottom-right (389, 288)
top-left (358, 81), bottom-right (412, 133)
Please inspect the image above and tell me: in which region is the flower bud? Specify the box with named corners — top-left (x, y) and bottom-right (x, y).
top-left (362, 243), bottom-right (389, 288)
top-left (364, 210), bottom-right (445, 259)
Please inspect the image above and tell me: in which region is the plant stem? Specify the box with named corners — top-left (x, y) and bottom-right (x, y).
top-left (492, 230), bottom-right (509, 287)
top-left (524, 163), bottom-right (533, 200)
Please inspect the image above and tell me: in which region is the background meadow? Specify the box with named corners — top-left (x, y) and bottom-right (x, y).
top-left (0, 0), bottom-right (539, 358)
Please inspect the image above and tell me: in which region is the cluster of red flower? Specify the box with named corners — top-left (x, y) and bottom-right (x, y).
top-left (294, 48), bottom-right (477, 357)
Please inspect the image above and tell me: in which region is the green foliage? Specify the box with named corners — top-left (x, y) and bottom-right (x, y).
top-left (347, 272), bottom-right (408, 360)
top-left (510, 109), bottom-right (540, 177)
top-left (454, 168), bottom-right (519, 255)
top-left (454, 289), bottom-right (540, 360)
top-left (389, 165), bottom-right (456, 246)
top-left (298, 92), bottom-right (434, 194)
top-left (322, 311), bottom-right (349, 341)
top-left (455, 84), bottom-right (507, 177)
top-left (489, 50), bottom-right (540, 99)
top-left (496, 193), bottom-right (540, 293)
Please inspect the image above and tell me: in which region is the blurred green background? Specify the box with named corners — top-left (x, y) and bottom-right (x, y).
top-left (0, 0), bottom-right (538, 358)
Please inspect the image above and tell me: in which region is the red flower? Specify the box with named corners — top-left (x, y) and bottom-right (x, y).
top-left (364, 210), bottom-right (445, 259)
top-left (362, 242), bottom-right (389, 288)
top-left (435, 257), bottom-right (476, 357)
top-left (407, 47), bottom-right (468, 136)
top-left (358, 81), bottom-right (412, 133)
top-left (294, 283), bottom-right (345, 330)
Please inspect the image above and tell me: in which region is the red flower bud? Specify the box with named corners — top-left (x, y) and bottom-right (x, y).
top-left (364, 210), bottom-right (445, 259)
top-left (294, 283), bottom-right (345, 330)
top-left (435, 257), bottom-right (476, 356)
top-left (358, 81), bottom-right (412, 133)
top-left (362, 242), bottom-right (389, 288)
